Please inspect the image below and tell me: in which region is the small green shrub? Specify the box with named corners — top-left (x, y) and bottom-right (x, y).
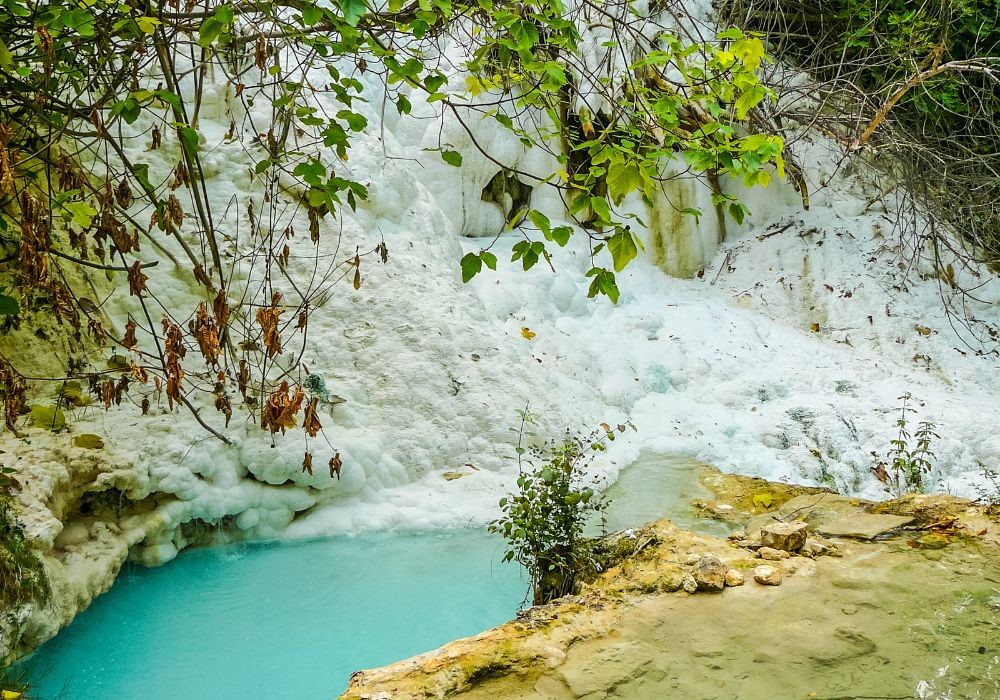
top-left (881, 393), bottom-right (939, 495)
top-left (490, 412), bottom-right (631, 605)
top-left (974, 466), bottom-right (1000, 511)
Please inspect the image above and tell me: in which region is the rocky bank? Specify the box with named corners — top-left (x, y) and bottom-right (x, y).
top-left (341, 469), bottom-right (1000, 699)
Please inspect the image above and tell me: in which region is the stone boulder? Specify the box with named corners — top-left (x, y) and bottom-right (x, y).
top-left (760, 522), bottom-right (808, 552)
top-left (694, 555), bottom-right (726, 592)
top-left (753, 565), bottom-right (783, 586)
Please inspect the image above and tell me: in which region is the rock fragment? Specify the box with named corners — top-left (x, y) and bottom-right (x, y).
top-left (756, 546), bottom-right (790, 561)
top-left (724, 569), bottom-right (745, 587)
top-left (760, 522), bottom-right (808, 552)
top-left (801, 538), bottom-right (835, 557)
top-left (753, 565), bottom-right (783, 586)
top-left (694, 555), bottom-right (726, 592)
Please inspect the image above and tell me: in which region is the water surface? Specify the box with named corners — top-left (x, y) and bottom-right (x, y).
top-left (602, 451), bottom-right (731, 537)
top-left (22, 531), bottom-right (524, 699)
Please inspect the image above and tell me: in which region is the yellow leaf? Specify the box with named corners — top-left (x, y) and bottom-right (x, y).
top-left (520, 327), bottom-right (536, 340)
top-left (136, 16), bottom-right (161, 34)
top-left (810, 322), bottom-right (820, 332)
top-left (752, 492), bottom-right (773, 509)
top-left (465, 76), bottom-right (484, 97)
top-left (733, 37), bottom-right (767, 72)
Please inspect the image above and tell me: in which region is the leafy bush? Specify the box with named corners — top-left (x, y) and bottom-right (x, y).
top-left (489, 413), bottom-right (631, 605)
top-left (974, 466), bottom-right (1000, 511)
top-left (722, 0), bottom-right (1000, 271)
top-left (875, 393), bottom-right (939, 495)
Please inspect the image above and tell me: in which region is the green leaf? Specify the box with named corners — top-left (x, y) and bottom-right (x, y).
top-left (337, 109), bottom-right (367, 131)
top-left (179, 126), bottom-right (200, 155)
top-left (64, 201), bottom-right (97, 228)
top-left (550, 226), bottom-right (572, 247)
top-left (732, 36), bottom-right (767, 72)
top-left (511, 240), bottom-right (543, 271)
top-left (734, 84), bottom-right (766, 120)
top-left (606, 161), bottom-right (644, 204)
top-left (510, 20), bottom-right (539, 50)
top-left (728, 202), bottom-right (747, 226)
top-left (527, 210), bottom-right (551, 237)
top-left (480, 251), bottom-right (497, 270)
top-left (424, 73), bottom-right (447, 93)
top-left (607, 229), bottom-right (638, 272)
top-left (339, 0), bottom-right (367, 26)
top-left (460, 252), bottom-right (482, 282)
top-left (111, 98), bottom-right (141, 124)
top-left (136, 16), bottom-right (160, 35)
top-left (293, 160), bottom-right (326, 187)
top-left (585, 267), bottom-right (620, 303)
top-left (0, 38), bottom-right (11, 70)
top-left (441, 150), bottom-right (463, 167)
top-left (0, 294), bottom-right (19, 316)
top-left (198, 17), bottom-right (223, 47)
top-left (301, 5), bottom-right (324, 25)
top-left (132, 164), bottom-right (154, 194)
top-left (589, 196), bottom-right (611, 224)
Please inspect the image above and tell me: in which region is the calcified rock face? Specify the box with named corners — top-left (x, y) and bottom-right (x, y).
top-left (341, 469), bottom-right (1000, 700)
top-left (0, 431), bottom-right (168, 662)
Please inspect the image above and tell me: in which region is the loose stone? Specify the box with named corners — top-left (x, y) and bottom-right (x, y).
top-left (756, 546), bottom-right (790, 561)
top-left (801, 539), bottom-right (833, 557)
top-left (694, 555), bottom-right (727, 592)
top-left (753, 565), bottom-right (783, 586)
top-left (724, 569), bottom-right (745, 587)
top-left (681, 574), bottom-right (698, 594)
top-left (760, 522), bottom-right (809, 552)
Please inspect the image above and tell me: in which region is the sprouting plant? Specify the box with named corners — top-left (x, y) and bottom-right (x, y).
top-left (881, 392), bottom-right (938, 495)
top-left (489, 409), bottom-right (633, 606)
top-left (973, 464), bottom-right (1000, 511)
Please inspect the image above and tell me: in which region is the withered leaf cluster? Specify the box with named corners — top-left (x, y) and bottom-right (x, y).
top-left (260, 380), bottom-right (303, 436)
top-left (161, 316), bottom-right (186, 410)
top-left (255, 291), bottom-right (284, 358)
